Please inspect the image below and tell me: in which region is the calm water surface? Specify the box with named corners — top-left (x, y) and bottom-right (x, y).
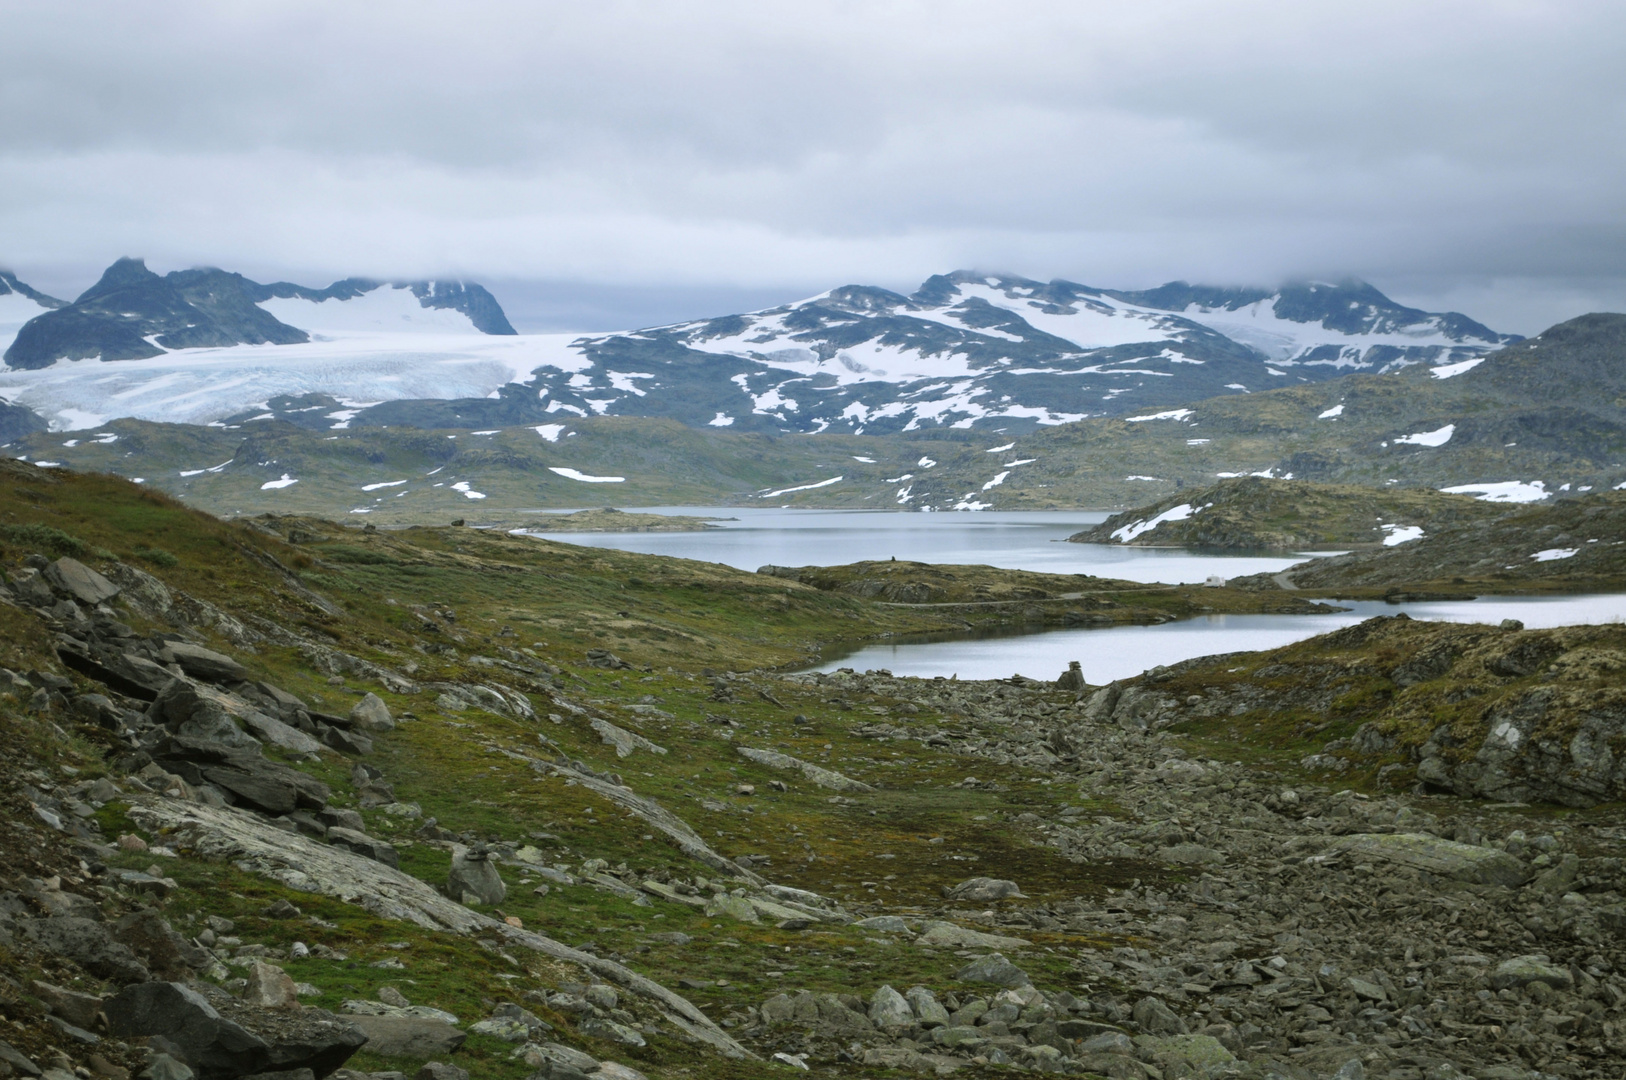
top-left (519, 506), bottom-right (1319, 584)
top-left (812, 593), bottom-right (1626, 683)
top-left (515, 507), bottom-right (1625, 682)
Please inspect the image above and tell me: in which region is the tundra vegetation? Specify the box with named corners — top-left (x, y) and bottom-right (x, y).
top-left (1, 459), bottom-right (1624, 1080)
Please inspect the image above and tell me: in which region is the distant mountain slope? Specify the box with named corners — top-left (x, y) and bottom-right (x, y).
top-left (0, 269), bottom-right (67, 355)
top-left (514, 271), bottom-right (1514, 434)
top-left (1068, 477), bottom-right (1504, 550)
top-left (6, 313), bottom-right (1623, 513)
top-left (2, 258), bottom-right (516, 370)
top-left (1107, 280), bottom-right (1507, 365)
top-left (0, 264), bottom-right (1506, 434)
top-left (1273, 490), bottom-right (1626, 595)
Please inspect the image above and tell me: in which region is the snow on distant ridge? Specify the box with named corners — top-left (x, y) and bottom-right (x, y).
top-left (0, 266), bottom-right (1518, 437)
top-left (260, 285), bottom-right (481, 334)
top-left (0, 332), bottom-right (587, 430)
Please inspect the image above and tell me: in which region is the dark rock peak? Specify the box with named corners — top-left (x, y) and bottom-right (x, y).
top-left (4, 258), bottom-right (308, 369)
top-left (407, 279), bottom-right (517, 335)
top-left (75, 255), bottom-right (164, 303)
top-left (1105, 280), bottom-right (1273, 313)
top-left (3, 259), bottom-right (518, 369)
top-left (817, 284), bottom-right (916, 317)
top-left (0, 269), bottom-right (66, 308)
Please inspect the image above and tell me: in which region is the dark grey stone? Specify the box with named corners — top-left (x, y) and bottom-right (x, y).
top-left (20, 917), bottom-right (150, 983)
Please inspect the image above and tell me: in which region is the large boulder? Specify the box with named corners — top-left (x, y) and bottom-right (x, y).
top-left (105, 982), bottom-right (268, 1078)
top-left (1326, 833), bottom-right (1528, 886)
top-left (31, 980), bottom-right (105, 1029)
top-left (868, 985), bottom-right (914, 1029)
top-left (944, 877), bottom-right (1024, 902)
top-left (906, 986), bottom-right (949, 1027)
top-left (243, 961), bottom-right (301, 1009)
top-left (341, 1015), bottom-right (465, 1058)
top-left (241, 711), bottom-right (323, 755)
top-left (152, 734), bottom-right (330, 815)
top-left (105, 982), bottom-right (364, 1079)
top-left (445, 846), bottom-right (506, 906)
top-left (45, 557), bottom-right (120, 606)
top-left (954, 953), bottom-right (1032, 989)
top-left (348, 694), bottom-right (394, 733)
top-left (164, 642), bottom-right (246, 683)
top-left (150, 683), bottom-right (261, 751)
top-left (1131, 997), bottom-right (1188, 1036)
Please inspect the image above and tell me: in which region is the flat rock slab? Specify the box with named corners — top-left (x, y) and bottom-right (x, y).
top-left (126, 798), bottom-right (749, 1060)
top-left (46, 557), bottom-right (120, 605)
top-left (341, 1015), bottom-right (465, 1058)
top-left (591, 718), bottom-right (666, 758)
top-left (1134, 1034), bottom-right (1236, 1069)
top-left (944, 877), bottom-right (1024, 901)
top-left (1490, 955), bottom-right (1574, 990)
top-left (242, 711), bottom-right (323, 755)
top-left (916, 921), bottom-right (1031, 950)
top-left (1160, 843), bottom-right (1225, 866)
top-left (166, 642), bottom-right (247, 682)
top-left (1326, 833), bottom-right (1529, 886)
top-left (735, 746), bottom-right (874, 792)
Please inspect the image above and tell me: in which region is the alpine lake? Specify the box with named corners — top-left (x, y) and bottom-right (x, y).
top-left (519, 507), bottom-right (1626, 681)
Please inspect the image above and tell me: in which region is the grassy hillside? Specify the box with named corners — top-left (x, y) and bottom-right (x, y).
top-left (1273, 489), bottom-right (1626, 596)
top-left (1069, 477), bottom-right (1505, 550)
top-left (3, 462), bottom-right (1626, 1080)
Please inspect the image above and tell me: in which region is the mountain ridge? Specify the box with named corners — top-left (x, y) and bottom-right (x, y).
top-left (2, 257), bottom-right (517, 370)
top-left (6, 312), bottom-right (1622, 514)
top-left (518, 271), bottom-right (1514, 435)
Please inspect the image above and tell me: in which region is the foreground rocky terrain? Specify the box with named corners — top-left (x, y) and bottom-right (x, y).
top-left (2, 461), bottom-right (1624, 1080)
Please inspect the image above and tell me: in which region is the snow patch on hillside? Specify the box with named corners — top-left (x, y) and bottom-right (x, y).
top-left (761, 476), bottom-right (843, 498)
top-left (1440, 480), bottom-right (1548, 503)
top-left (1395, 424), bottom-right (1455, 447)
top-left (1430, 357), bottom-right (1485, 379)
top-left (549, 467), bottom-right (624, 483)
top-left (1111, 502), bottom-right (1201, 543)
top-left (1178, 297), bottom-right (1474, 364)
top-left (1380, 524), bottom-right (1425, 546)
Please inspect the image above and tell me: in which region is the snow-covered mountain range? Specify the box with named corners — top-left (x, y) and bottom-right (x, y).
top-left (538, 273), bottom-right (1513, 434)
top-left (0, 263), bottom-right (1513, 435)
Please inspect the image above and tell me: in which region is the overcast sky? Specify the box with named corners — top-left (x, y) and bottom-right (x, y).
top-left (3, 1), bottom-right (1623, 333)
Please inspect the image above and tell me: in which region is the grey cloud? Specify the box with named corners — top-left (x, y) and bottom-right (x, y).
top-left (1, 1), bottom-right (1623, 334)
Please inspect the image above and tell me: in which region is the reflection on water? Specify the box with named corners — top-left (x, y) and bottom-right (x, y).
top-left (811, 593), bottom-right (1626, 683)
top-left (519, 506), bottom-right (1324, 584)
